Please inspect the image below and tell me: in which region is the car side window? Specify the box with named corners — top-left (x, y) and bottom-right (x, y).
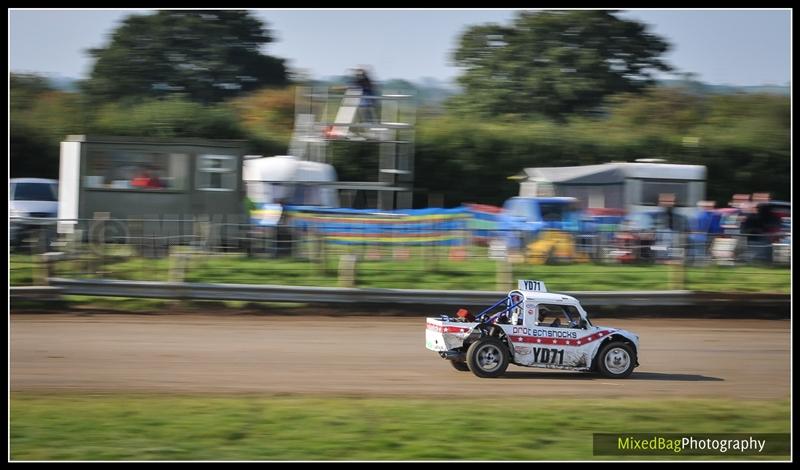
top-left (564, 306), bottom-right (583, 329)
top-left (536, 305), bottom-right (559, 327)
top-left (537, 304), bottom-right (583, 328)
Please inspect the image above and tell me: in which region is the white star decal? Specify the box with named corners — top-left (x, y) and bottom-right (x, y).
top-left (537, 339), bottom-right (542, 343)
top-left (577, 341), bottom-right (581, 345)
top-left (552, 339), bottom-right (557, 344)
top-left (566, 341), bottom-right (570, 345)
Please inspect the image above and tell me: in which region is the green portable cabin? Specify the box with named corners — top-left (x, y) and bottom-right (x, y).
top-left (57, 135), bottom-right (247, 245)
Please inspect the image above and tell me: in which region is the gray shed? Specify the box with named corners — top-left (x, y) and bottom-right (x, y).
top-left (518, 162), bottom-right (706, 214)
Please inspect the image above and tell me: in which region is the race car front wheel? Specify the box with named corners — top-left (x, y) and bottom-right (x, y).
top-left (449, 360), bottom-right (470, 372)
top-left (597, 341), bottom-right (636, 378)
top-left (466, 337), bottom-right (509, 378)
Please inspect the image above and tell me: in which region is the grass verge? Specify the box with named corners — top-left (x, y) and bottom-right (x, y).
top-left (10, 394), bottom-right (790, 461)
top-left (10, 252), bottom-right (788, 292)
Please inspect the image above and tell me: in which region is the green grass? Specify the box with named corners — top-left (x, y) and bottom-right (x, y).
top-left (9, 254), bottom-right (40, 285)
top-left (10, 394), bottom-right (790, 461)
top-left (10, 250), bottom-right (790, 293)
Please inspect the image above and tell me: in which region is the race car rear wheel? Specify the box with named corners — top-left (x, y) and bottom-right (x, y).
top-left (597, 341), bottom-right (636, 378)
top-left (466, 337), bottom-right (509, 378)
top-left (449, 360), bottom-right (470, 372)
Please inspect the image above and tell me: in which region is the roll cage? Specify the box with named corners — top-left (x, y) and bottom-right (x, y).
top-left (473, 292), bottom-right (525, 325)
top-left (470, 292), bottom-right (592, 329)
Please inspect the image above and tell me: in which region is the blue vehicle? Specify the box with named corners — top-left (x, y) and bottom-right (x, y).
top-left (497, 197), bottom-right (581, 250)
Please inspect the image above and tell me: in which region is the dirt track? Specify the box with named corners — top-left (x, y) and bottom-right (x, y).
top-left (10, 314), bottom-right (790, 399)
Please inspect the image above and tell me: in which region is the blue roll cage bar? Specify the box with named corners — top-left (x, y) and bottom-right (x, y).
top-left (474, 293), bottom-right (525, 324)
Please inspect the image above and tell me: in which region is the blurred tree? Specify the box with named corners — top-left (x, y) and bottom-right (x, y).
top-left (228, 86), bottom-right (296, 149)
top-left (10, 74), bottom-right (53, 111)
top-left (11, 73), bottom-right (87, 178)
top-left (88, 95), bottom-right (244, 138)
top-left (451, 10), bottom-right (672, 120)
top-left (83, 10), bottom-right (288, 104)
top-left (605, 87), bottom-right (707, 135)
top-left (413, 85), bottom-right (789, 207)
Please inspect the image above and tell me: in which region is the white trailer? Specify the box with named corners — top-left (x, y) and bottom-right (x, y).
top-left (243, 155), bottom-right (339, 208)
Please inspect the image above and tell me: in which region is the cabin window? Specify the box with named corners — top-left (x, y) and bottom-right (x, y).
top-left (197, 155), bottom-right (237, 191)
top-left (84, 150), bottom-right (188, 191)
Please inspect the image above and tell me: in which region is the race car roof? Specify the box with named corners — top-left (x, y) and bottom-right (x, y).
top-left (513, 290), bottom-right (580, 305)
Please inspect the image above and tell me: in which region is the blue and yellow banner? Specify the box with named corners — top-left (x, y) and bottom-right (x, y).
top-left (285, 206), bottom-right (472, 246)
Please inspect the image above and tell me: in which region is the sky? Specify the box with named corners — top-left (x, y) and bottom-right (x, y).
top-left (8, 9), bottom-right (792, 87)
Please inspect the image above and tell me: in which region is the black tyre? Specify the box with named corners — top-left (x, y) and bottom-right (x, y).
top-left (466, 337), bottom-right (509, 378)
top-left (596, 341), bottom-right (636, 378)
top-left (449, 360), bottom-right (470, 372)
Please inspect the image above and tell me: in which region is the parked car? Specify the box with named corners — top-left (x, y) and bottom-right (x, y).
top-left (9, 178), bottom-right (59, 251)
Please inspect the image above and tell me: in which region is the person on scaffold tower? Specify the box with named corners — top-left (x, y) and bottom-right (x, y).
top-left (351, 67), bottom-right (379, 124)
top-left (324, 67), bottom-right (381, 140)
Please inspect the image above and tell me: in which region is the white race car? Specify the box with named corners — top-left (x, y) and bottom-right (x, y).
top-left (426, 280), bottom-right (640, 378)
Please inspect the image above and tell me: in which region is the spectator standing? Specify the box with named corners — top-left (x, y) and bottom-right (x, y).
top-left (350, 67), bottom-right (379, 124)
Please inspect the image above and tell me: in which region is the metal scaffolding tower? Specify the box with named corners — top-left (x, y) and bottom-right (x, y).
top-left (289, 85), bottom-right (416, 210)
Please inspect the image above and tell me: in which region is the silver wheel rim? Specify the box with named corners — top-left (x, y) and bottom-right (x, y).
top-left (604, 347), bottom-right (631, 375)
top-left (477, 344), bottom-right (502, 372)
